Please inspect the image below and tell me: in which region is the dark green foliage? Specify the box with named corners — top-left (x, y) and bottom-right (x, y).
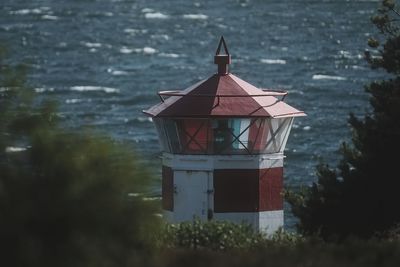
top-left (159, 219), bottom-right (307, 252)
top-left (159, 219), bottom-right (267, 251)
top-left (287, 0), bottom-right (400, 240)
top-left (0, 47), bottom-right (160, 267)
top-left (157, 237), bottom-right (400, 267)
top-left (158, 218), bottom-right (400, 267)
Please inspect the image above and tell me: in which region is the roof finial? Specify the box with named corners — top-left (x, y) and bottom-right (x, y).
top-left (214, 36), bottom-right (231, 75)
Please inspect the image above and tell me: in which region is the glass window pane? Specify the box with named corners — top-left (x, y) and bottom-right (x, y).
top-left (211, 119), bottom-right (251, 154)
top-left (164, 119), bottom-right (181, 153)
top-left (212, 119), bottom-right (233, 154)
top-left (152, 117), bottom-right (293, 155)
top-left (263, 118), bottom-right (293, 154)
top-left (178, 119), bottom-right (211, 154)
top-left (231, 119), bottom-right (250, 150)
top-left (154, 118), bottom-right (170, 152)
top-left (248, 118), bottom-right (268, 153)
top-left (276, 118), bottom-right (293, 152)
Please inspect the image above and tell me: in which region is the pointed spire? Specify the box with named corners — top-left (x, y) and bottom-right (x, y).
top-left (214, 36), bottom-right (231, 75)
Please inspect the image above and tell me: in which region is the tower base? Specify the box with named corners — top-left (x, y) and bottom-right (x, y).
top-left (161, 153), bottom-right (285, 235)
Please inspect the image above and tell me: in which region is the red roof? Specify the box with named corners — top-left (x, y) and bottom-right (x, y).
top-left (143, 73), bottom-right (305, 118)
top-left (144, 37), bottom-right (305, 119)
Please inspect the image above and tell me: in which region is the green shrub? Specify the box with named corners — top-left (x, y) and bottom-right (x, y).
top-left (160, 219), bottom-right (267, 251)
top-left (269, 228), bottom-right (307, 246)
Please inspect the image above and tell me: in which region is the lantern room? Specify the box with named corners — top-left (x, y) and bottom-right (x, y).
top-left (143, 37), bottom-right (305, 234)
top-left (152, 116), bottom-right (294, 155)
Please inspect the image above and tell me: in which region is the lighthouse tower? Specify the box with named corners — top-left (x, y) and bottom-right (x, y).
top-left (144, 37), bottom-right (305, 234)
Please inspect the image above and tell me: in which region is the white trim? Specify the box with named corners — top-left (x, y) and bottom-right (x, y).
top-left (162, 153), bottom-right (284, 170)
top-left (260, 154), bottom-right (286, 160)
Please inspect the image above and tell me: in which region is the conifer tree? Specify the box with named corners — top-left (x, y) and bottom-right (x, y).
top-left (287, 0), bottom-right (400, 240)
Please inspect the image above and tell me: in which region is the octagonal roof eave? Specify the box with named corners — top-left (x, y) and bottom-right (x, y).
top-left (143, 73), bottom-right (306, 119)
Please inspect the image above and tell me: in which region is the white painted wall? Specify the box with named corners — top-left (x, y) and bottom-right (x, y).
top-left (259, 210), bottom-right (284, 235)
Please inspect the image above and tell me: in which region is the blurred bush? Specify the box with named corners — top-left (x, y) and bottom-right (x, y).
top-left (0, 46), bottom-right (161, 267)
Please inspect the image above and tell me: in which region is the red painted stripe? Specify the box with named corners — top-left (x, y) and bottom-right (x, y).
top-left (213, 167), bottom-right (283, 212)
top-left (259, 168), bottom-right (283, 211)
top-left (162, 166), bottom-right (174, 211)
top-left (214, 169), bottom-right (259, 212)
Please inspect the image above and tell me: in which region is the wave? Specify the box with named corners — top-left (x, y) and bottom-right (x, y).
top-left (11, 9), bottom-right (41, 15)
top-left (70, 86), bottom-right (120, 93)
top-left (41, 15), bottom-right (58, 20)
top-left (151, 34), bottom-right (170, 41)
top-left (312, 74), bottom-right (347, 81)
top-left (10, 7), bottom-right (49, 15)
top-left (216, 23), bottom-right (228, 29)
top-left (260, 59), bottom-right (286, 65)
top-left (107, 68), bottom-right (129, 76)
top-left (289, 89), bottom-right (304, 95)
top-left (82, 42), bottom-right (102, 48)
top-left (270, 46), bottom-right (288, 52)
top-left (127, 117), bottom-right (153, 125)
top-left (65, 98), bottom-right (85, 104)
top-left (337, 50), bottom-right (363, 60)
top-left (120, 47), bottom-right (133, 54)
top-left (120, 46), bottom-right (157, 55)
top-left (1, 23), bottom-right (34, 31)
top-left (159, 52), bottom-right (180, 58)
top-left (124, 28), bottom-right (148, 35)
top-left (144, 12), bottom-right (169, 19)
top-left (141, 8), bottom-right (154, 13)
top-left (141, 47), bottom-right (157, 54)
top-left (351, 65), bottom-right (367, 70)
top-left (34, 87), bottom-right (55, 93)
top-left (124, 28), bottom-right (139, 34)
top-left (182, 14), bottom-right (208, 20)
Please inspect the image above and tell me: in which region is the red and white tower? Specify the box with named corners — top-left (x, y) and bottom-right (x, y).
top-left (144, 37), bottom-right (305, 234)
